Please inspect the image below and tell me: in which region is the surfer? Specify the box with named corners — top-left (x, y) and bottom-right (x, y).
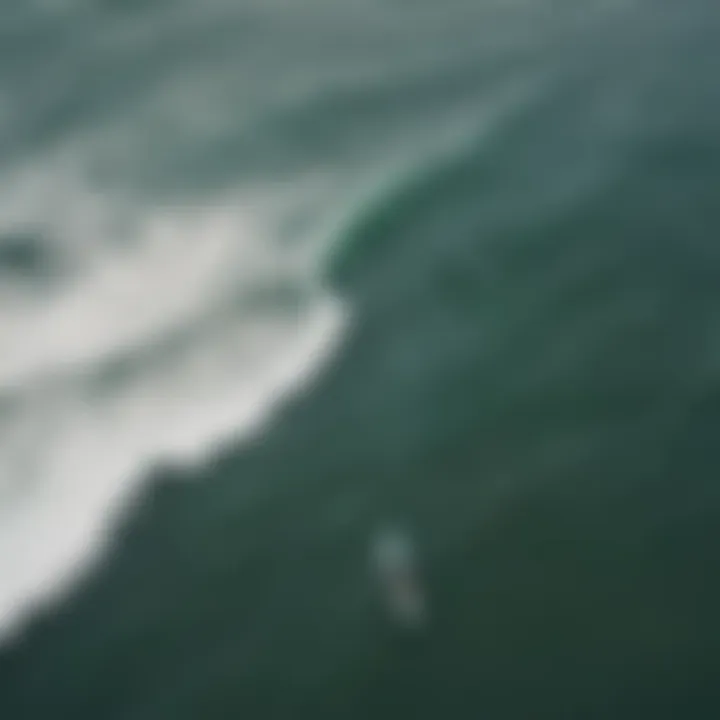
top-left (371, 526), bottom-right (427, 629)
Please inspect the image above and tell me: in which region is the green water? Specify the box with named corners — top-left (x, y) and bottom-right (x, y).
top-left (1, 0), bottom-right (720, 717)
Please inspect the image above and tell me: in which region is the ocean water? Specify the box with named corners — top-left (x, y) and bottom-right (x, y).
top-left (1, 0), bottom-right (719, 717)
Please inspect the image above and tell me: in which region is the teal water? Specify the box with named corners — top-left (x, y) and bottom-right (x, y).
top-left (1, 0), bottom-right (720, 717)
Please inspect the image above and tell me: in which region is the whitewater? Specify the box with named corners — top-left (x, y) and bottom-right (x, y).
top-left (0, 146), bottom-right (355, 641)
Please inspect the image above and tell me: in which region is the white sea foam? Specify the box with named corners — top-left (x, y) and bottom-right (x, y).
top-left (0, 162), bottom-right (348, 643)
